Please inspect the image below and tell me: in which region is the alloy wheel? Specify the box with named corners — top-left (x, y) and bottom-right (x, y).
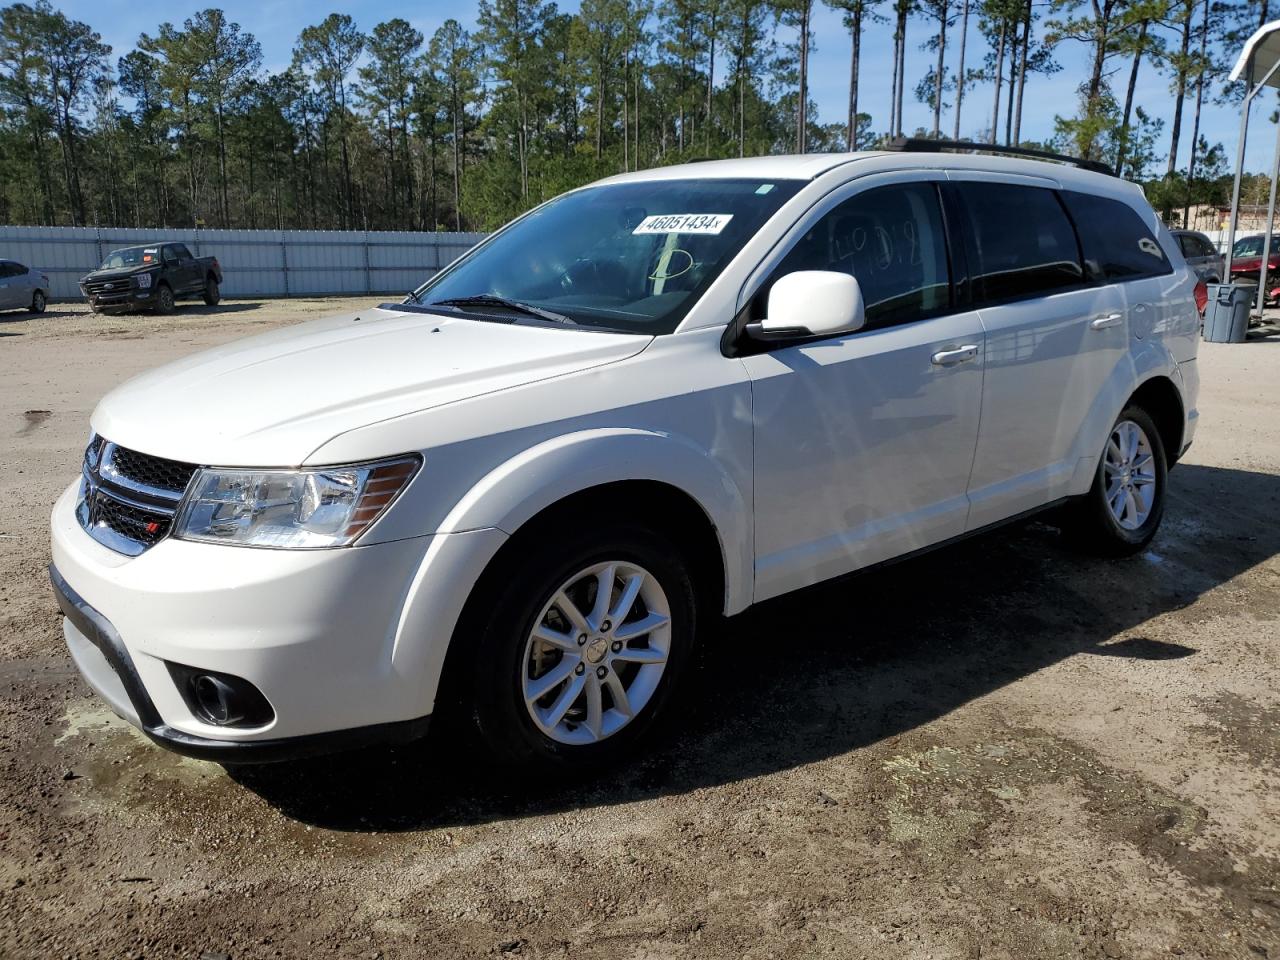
top-left (1104, 419), bottom-right (1157, 530)
top-left (521, 560), bottom-right (672, 745)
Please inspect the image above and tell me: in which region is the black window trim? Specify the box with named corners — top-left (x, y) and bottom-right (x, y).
top-left (723, 176), bottom-right (965, 357)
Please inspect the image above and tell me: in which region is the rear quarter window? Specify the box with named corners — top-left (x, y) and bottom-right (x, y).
top-left (1061, 192), bottom-right (1173, 282)
top-left (952, 182), bottom-right (1085, 304)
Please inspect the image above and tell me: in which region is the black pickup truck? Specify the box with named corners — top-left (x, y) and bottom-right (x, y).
top-left (79, 243), bottom-right (222, 314)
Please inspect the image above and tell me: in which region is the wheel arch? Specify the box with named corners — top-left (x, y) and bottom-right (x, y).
top-left (436, 427), bottom-right (751, 616)
top-left (1127, 375), bottom-right (1185, 465)
top-left (389, 428), bottom-right (751, 718)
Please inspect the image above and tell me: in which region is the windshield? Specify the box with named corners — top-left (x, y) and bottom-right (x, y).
top-left (100, 246), bottom-right (159, 269)
top-left (1231, 236), bottom-right (1280, 258)
top-left (413, 178), bottom-right (804, 334)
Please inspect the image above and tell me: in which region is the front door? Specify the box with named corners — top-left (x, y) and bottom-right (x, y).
top-left (0, 262), bottom-right (20, 309)
top-left (743, 178), bottom-right (985, 602)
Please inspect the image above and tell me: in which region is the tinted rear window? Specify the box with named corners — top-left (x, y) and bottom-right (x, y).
top-left (953, 182), bottom-right (1084, 304)
top-left (1062, 192), bottom-right (1172, 282)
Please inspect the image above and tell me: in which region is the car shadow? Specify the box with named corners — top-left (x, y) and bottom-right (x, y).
top-left (178, 302), bottom-right (264, 316)
top-left (228, 462), bottom-right (1280, 831)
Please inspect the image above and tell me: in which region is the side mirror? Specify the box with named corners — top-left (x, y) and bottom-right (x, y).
top-left (746, 270), bottom-right (866, 342)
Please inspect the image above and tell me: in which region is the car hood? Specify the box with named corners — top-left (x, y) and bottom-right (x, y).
top-left (82, 265), bottom-right (153, 282)
top-left (1230, 256), bottom-right (1278, 272)
top-left (92, 306), bottom-right (652, 465)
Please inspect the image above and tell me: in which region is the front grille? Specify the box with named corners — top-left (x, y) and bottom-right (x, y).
top-left (86, 491), bottom-right (173, 549)
top-left (81, 277), bottom-right (133, 304)
top-left (103, 445), bottom-right (198, 497)
top-left (77, 437), bottom-right (199, 556)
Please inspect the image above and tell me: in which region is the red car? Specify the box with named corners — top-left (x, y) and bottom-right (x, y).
top-left (1229, 233), bottom-right (1280, 305)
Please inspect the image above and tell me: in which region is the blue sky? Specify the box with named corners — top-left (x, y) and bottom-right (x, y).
top-left (60, 0), bottom-right (1272, 174)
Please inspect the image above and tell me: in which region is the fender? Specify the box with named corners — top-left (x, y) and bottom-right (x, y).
top-left (1067, 337), bottom-right (1182, 495)
top-left (438, 426), bottom-right (753, 615)
top-left (385, 427), bottom-right (753, 715)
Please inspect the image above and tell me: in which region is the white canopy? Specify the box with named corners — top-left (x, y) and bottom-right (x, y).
top-left (1230, 20), bottom-right (1280, 89)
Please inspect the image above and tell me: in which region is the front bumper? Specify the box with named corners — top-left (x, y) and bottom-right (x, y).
top-left (49, 565), bottom-right (430, 763)
top-left (81, 285), bottom-right (156, 311)
top-left (49, 481), bottom-right (505, 762)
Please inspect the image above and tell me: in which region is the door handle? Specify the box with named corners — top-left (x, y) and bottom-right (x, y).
top-left (930, 344), bottom-right (979, 366)
top-left (1090, 312), bottom-right (1124, 330)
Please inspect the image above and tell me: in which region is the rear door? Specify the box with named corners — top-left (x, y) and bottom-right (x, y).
top-left (1062, 190), bottom-right (1182, 367)
top-left (743, 174), bottom-right (986, 600)
top-left (949, 176), bottom-right (1128, 529)
top-left (163, 244), bottom-right (195, 293)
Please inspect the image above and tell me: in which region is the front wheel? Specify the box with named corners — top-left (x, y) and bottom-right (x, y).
top-left (460, 524), bottom-right (698, 773)
top-left (154, 284), bottom-right (175, 314)
top-left (1063, 405), bottom-right (1168, 556)
top-left (30, 290), bottom-right (45, 313)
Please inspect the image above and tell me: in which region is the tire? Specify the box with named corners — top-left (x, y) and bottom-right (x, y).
top-left (202, 277), bottom-right (220, 306)
top-left (457, 522), bottom-right (699, 774)
top-left (1063, 405), bottom-right (1168, 557)
top-left (30, 290), bottom-right (45, 313)
top-left (154, 284), bottom-right (175, 314)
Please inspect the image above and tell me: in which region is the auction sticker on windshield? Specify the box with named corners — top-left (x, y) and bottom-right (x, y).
top-left (633, 213), bottom-right (733, 235)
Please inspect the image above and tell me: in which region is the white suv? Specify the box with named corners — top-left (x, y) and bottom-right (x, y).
top-left (50, 148), bottom-right (1201, 771)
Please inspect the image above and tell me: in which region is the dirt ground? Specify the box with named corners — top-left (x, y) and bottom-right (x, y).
top-left (0, 297), bottom-right (1277, 960)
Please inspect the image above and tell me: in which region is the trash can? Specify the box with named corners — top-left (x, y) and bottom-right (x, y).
top-left (1202, 281), bottom-right (1255, 343)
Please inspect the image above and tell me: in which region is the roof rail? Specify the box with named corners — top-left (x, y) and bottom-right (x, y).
top-left (884, 136), bottom-right (1117, 177)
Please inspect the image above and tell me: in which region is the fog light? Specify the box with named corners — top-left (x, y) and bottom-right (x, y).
top-left (167, 663), bottom-right (274, 728)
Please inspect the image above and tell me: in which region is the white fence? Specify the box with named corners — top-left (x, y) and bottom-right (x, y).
top-left (0, 226), bottom-right (487, 300)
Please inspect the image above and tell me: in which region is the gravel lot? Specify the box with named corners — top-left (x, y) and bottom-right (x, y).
top-left (1, 298), bottom-right (1277, 960)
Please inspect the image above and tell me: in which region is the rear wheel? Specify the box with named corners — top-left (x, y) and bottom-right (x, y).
top-left (202, 277), bottom-right (220, 306)
top-left (459, 523), bottom-right (698, 774)
top-left (154, 284), bottom-right (175, 314)
top-left (30, 290), bottom-right (45, 313)
top-left (1064, 405), bottom-right (1167, 556)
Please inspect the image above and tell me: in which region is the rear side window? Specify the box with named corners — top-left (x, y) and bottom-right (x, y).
top-left (1061, 192), bottom-right (1173, 282)
top-left (171, 244), bottom-right (192, 260)
top-left (1178, 235), bottom-right (1198, 258)
top-left (768, 182), bottom-right (951, 329)
top-left (0, 262), bottom-right (24, 278)
top-left (952, 182), bottom-right (1084, 304)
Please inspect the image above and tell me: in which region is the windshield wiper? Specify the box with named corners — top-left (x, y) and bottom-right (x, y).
top-left (430, 295), bottom-right (577, 326)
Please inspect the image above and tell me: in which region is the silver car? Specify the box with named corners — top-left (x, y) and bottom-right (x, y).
top-left (1171, 230), bottom-right (1225, 284)
top-left (0, 259), bottom-right (49, 313)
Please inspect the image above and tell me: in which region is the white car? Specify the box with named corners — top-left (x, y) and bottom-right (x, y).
top-left (50, 146), bottom-right (1201, 771)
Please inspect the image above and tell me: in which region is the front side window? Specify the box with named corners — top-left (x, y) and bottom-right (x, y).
top-left (954, 182), bottom-right (1084, 304)
top-left (765, 181), bottom-right (951, 329)
top-left (1062, 192), bottom-right (1173, 282)
top-left (413, 178), bottom-right (803, 334)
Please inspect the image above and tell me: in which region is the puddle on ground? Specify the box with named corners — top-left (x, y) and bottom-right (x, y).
top-left (18, 409), bottom-right (51, 435)
top-left (878, 731), bottom-right (1279, 931)
top-left (54, 699), bottom-right (133, 745)
top-left (1197, 693), bottom-right (1280, 770)
top-left (882, 738), bottom-right (1203, 850)
top-left (55, 698), bottom-right (225, 791)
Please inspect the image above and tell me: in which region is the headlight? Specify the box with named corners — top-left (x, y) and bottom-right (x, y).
top-left (134, 272), bottom-right (153, 288)
top-left (173, 456), bottom-right (420, 549)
